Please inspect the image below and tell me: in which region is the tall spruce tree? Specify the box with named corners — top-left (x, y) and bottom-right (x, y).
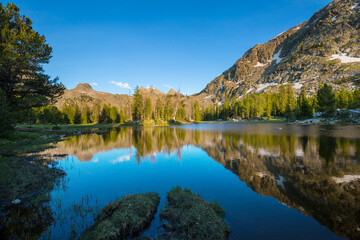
top-left (132, 86), bottom-right (143, 121)
top-left (317, 84), bottom-right (335, 113)
top-left (156, 98), bottom-right (164, 120)
top-left (298, 85), bottom-right (312, 118)
top-left (81, 104), bottom-right (90, 124)
top-left (144, 97), bottom-right (152, 120)
top-left (110, 106), bottom-right (119, 123)
top-left (164, 96), bottom-right (172, 121)
top-left (192, 101), bottom-right (202, 121)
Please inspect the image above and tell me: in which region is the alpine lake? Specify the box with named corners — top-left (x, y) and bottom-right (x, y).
top-left (33, 123), bottom-right (360, 239)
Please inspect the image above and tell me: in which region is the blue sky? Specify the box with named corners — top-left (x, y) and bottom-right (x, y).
top-left (8, 0), bottom-right (331, 95)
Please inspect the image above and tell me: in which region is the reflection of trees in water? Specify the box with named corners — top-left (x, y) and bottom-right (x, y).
top-left (49, 126), bottom-right (360, 239)
top-left (319, 136), bottom-right (337, 164)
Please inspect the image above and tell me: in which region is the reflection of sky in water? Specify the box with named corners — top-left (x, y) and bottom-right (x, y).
top-left (45, 143), bottom-right (343, 240)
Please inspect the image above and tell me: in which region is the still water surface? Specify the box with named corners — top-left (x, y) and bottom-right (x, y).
top-left (41, 123), bottom-right (360, 240)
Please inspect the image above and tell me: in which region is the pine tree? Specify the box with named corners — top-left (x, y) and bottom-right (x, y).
top-left (164, 96), bottom-right (172, 121)
top-left (298, 85), bottom-right (312, 118)
top-left (110, 106), bottom-right (119, 123)
top-left (317, 84), bottom-right (335, 112)
top-left (284, 84), bottom-right (296, 119)
top-left (144, 97), bottom-right (152, 120)
top-left (155, 98), bottom-right (164, 120)
top-left (192, 101), bottom-right (202, 121)
top-left (0, 3), bottom-right (65, 111)
top-left (176, 102), bottom-right (186, 122)
top-left (132, 86), bottom-right (143, 121)
top-left (278, 84), bottom-right (287, 115)
top-left (336, 87), bottom-right (350, 109)
top-left (90, 103), bottom-right (101, 123)
top-left (352, 88), bottom-right (360, 108)
top-left (221, 95), bottom-right (230, 119)
top-left (119, 109), bottom-right (125, 124)
top-left (264, 93), bottom-right (272, 118)
top-left (100, 104), bottom-right (110, 123)
top-left (81, 104), bottom-right (90, 124)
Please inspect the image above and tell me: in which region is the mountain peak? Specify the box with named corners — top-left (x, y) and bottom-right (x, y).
top-left (75, 83), bottom-right (94, 92)
top-left (167, 88), bottom-right (177, 95)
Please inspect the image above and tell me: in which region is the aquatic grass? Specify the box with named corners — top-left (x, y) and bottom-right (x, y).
top-left (159, 186), bottom-right (230, 240)
top-left (81, 192), bottom-right (160, 240)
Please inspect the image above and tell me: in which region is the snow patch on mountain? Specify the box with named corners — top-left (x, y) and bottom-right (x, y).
top-left (330, 54), bottom-right (360, 63)
top-left (254, 62), bottom-right (266, 68)
top-left (256, 82), bottom-right (278, 93)
top-left (351, 2), bottom-right (359, 9)
top-left (272, 48), bottom-right (283, 64)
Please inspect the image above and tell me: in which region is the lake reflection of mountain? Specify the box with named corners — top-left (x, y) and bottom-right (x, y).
top-left (44, 123), bottom-right (360, 239)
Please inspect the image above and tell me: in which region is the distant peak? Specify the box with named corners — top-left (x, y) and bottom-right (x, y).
top-left (75, 83), bottom-right (94, 92)
top-left (167, 88), bottom-right (177, 95)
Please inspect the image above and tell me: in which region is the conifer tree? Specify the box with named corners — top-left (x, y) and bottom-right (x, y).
top-left (132, 86), bottom-right (143, 121)
top-left (192, 101), bottom-right (202, 121)
top-left (81, 104), bottom-right (90, 124)
top-left (110, 106), bottom-right (119, 123)
top-left (119, 109), bottom-right (125, 124)
top-left (156, 98), bottom-right (164, 120)
top-left (176, 102), bottom-right (186, 122)
top-left (221, 95), bottom-right (230, 119)
top-left (352, 88), bottom-right (360, 108)
top-left (90, 103), bottom-right (101, 123)
top-left (336, 87), bottom-right (349, 109)
top-left (317, 84), bottom-right (335, 112)
top-left (144, 97), bottom-right (152, 120)
top-left (100, 104), bottom-right (110, 123)
top-left (298, 85), bottom-right (312, 118)
top-left (278, 84), bottom-right (287, 115)
top-left (264, 93), bottom-right (272, 118)
top-left (164, 96), bottom-right (172, 121)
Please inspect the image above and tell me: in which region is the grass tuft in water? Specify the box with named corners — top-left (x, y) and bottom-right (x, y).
top-left (159, 186), bottom-right (230, 240)
top-left (81, 192), bottom-right (160, 240)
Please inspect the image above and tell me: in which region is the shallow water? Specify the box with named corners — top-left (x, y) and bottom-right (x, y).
top-left (40, 123), bottom-right (360, 239)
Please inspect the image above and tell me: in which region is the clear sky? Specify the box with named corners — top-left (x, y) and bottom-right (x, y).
top-left (7, 0), bottom-right (332, 95)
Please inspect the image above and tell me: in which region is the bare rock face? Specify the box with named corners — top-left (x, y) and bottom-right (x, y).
top-left (54, 83), bottom-right (132, 112)
top-left (167, 88), bottom-right (177, 96)
top-left (74, 83), bottom-right (94, 92)
top-left (199, 0), bottom-right (360, 103)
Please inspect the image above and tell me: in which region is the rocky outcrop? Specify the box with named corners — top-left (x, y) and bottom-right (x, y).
top-left (199, 0), bottom-right (360, 103)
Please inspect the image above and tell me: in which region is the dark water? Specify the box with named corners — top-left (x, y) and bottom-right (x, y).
top-left (40, 123), bottom-right (360, 240)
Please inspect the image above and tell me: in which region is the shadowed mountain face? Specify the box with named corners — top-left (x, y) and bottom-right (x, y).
top-left (43, 124), bottom-right (360, 239)
top-left (200, 0), bottom-right (360, 103)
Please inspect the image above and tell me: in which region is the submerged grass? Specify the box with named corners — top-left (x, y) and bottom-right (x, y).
top-left (159, 186), bottom-right (230, 240)
top-left (81, 193), bottom-right (160, 240)
top-left (0, 156), bottom-right (66, 239)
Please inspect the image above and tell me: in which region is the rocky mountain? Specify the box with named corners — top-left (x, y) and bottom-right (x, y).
top-left (54, 83), bottom-right (132, 110)
top-left (199, 0), bottom-right (360, 103)
top-left (54, 83), bottom-right (200, 119)
top-left (54, 0), bottom-right (359, 112)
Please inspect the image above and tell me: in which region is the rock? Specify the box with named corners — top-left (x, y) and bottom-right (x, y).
top-left (313, 112), bottom-right (324, 118)
top-left (12, 199), bottom-right (21, 204)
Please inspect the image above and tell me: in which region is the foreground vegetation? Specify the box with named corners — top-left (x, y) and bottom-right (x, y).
top-left (160, 187), bottom-right (230, 240)
top-left (80, 188), bottom-right (229, 240)
top-left (81, 193), bottom-right (160, 240)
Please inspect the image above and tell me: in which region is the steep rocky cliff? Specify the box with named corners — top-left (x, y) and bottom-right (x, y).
top-left (199, 0), bottom-right (360, 103)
